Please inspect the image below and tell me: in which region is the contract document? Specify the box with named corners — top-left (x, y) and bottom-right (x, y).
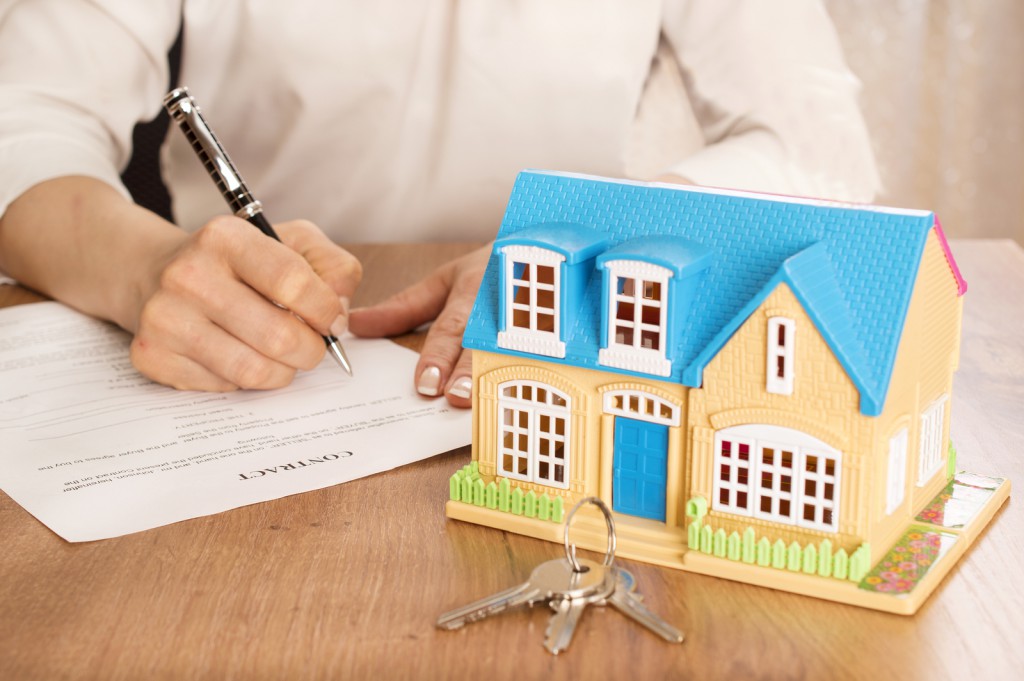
top-left (0, 302), bottom-right (470, 541)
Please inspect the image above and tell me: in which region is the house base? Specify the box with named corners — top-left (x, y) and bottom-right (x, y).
top-left (444, 472), bottom-right (1010, 615)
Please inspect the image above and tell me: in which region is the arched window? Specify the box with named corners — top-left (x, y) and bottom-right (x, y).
top-left (598, 259), bottom-right (672, 377)
top-left (602, 390), bottom-right (680, 426)
top-left (497, 381), bottom-right (571, 489)
top-left (497, 245), bottom-right (565, 358)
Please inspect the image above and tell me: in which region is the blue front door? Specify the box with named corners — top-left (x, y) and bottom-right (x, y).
top-left (613, 417), bottom-right (668, 522)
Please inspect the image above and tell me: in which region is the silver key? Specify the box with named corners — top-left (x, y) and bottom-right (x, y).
top-left (604, 568), bottom-right (684, 643)
top-left (543, 561), bottom-right (618, 654)
top-left (437, 557), bottom-right (613, 631)
top-left (544, 596), bottom-right (590, 655)
top-left (436, 581), bottom-right (541, 630)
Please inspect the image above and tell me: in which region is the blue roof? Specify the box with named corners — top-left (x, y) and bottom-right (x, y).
top-left (464, 171), bottom-right (946, 416)
top-left (597, 235), bottom-right (713, 278)
top-left (495, 222), bottom-right (609, 264)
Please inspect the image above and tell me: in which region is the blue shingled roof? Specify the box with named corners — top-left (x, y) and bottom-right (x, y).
top-left (497, 222), bottom-right (609, 263)
top-left (463, 171), bottom-right (944, 416)
top-left (597, 235), bottom-right (713, 278)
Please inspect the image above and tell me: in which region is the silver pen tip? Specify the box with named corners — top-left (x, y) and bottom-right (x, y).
top-left (326, 336), bottom-right (353, 376)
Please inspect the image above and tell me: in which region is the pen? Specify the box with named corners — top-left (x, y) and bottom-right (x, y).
top-left (162, 86), bottom-right (353, 376)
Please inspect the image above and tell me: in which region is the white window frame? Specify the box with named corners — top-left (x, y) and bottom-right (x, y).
top-left (598, 260), bottom-right (672, 377)
top-left (497, 380), bottom-right (570, 489)
top-left (713, 425), bottom-right (842, 533)
top-left (917, 395), bottom-right (948, 486)
top-left (714, 435), bottom-right (755, 515)
top-left (798, 450), bottom-right (840, 531)
top-left (886, 428), bottom-right (908, 514)
top-left (753, 441), bottom-right (797, 524)
top-left (766, 317), bottom-right (795, 395)
top-left (497, 245), bottom-right (566, 358)
top-left (602, 390), bottom-right (680, 427)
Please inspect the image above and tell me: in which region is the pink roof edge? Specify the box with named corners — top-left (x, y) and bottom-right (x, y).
top-left (934, 217), bottom-right (968, 296)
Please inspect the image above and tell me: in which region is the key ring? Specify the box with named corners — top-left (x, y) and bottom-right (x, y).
top-left (563, 496), bottom-right (616, 573)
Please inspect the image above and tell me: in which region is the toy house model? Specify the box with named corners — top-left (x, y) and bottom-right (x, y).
top-left (446, 171), bottom-right (1009, 614)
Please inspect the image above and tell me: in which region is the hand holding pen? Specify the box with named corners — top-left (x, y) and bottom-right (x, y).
top-left (161, 87), bottom-right (355, 377)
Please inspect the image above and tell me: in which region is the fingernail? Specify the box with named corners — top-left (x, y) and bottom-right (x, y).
top-left (417, 366), bottom-right (441, 396)
top-left (329, 297), bottom-right (350, 337)
top-left (447, 376), bottom-right (472, 400)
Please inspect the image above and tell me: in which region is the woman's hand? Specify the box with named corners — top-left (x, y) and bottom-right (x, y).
top-left (347, 244), bottom-right (491, 408)
top-left (130, 217), bottom-right (362, 391)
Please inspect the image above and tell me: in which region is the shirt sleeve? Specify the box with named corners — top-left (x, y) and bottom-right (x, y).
top-left (0, 0), bottom-right (181, 218)
top-left (661, 0), bottom-right (881, 202)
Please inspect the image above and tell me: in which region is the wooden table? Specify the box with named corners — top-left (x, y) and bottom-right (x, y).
top-left (1, 241), bottom-right (1021, 680)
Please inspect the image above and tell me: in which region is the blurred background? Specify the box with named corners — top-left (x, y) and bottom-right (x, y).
top-left (826, 0), bottom-right (1024, 243)
top-left (628, 0), bottom-right (1023, 244)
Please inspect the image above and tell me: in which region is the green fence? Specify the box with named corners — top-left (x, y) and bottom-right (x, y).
top-left (685, 496), bottom-right (871, 582)
top-left (449, 461), bottom-right (565, 523)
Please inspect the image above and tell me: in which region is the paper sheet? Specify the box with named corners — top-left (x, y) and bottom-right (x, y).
top-left (0, 302), bottom-right (470, 541)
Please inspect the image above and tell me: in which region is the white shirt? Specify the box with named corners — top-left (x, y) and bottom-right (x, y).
top-left (0, 0), bottom-right (879, 242)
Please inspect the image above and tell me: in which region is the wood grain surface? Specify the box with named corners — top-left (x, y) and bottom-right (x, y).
top-left (0, 240), bottom-right (1020, 681)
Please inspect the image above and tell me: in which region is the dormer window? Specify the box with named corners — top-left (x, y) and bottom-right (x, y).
top-left (615, 276), bottom-right (663, 350)
top-left (497, 245), bottom-right (566, 358)
top-left (766, 317), bottom-right (795, 395)
top-left (595, 236), bottom-right (711, 379)
top-left (598, 260), bottom-right (672, 376)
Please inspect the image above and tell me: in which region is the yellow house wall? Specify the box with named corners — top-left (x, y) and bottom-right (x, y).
top-left (868, 231), bottom-right (963, 556)
top-left (470, 350), bottom-right (689, 527)
top-left (688, 282), bottom-right (869, 554)
top-left (688, 231), bottom-right (963, 561)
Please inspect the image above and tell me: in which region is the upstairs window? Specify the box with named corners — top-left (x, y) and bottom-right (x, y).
top-left (498, 245), bottom-right (565, 358)
top-left (511, 261), bottom-right (555, 333)
top-left (613, 276), bottom-right (665, 351)
top-left (766, 317), bottom-right (795, 395)
top-left (598, 260), bottom-right (672, 376)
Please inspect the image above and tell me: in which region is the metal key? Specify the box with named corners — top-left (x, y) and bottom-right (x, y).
top-left (544, 596), bottom-right (592, 655)
top-left (603, 567), bottom-right (685, 643)
top-left (543, 562), bottom-right (618, 654)
top-left (437, 556), bottom-right (614, 631)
